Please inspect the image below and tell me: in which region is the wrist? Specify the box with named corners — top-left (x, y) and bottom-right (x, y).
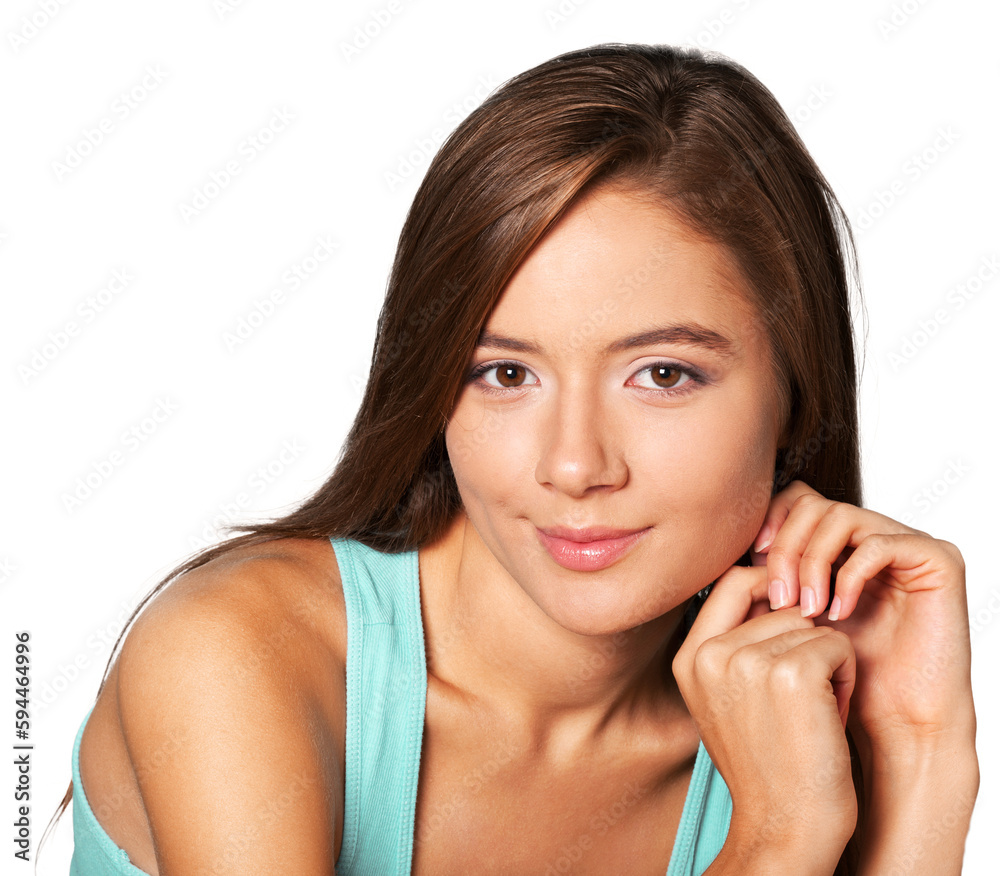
top-left (713, 810), bottom-right (852, 876)
top-left (867, 733), bottom-right (979, 794)
top-left (859, 709), bottom-right (976, 765)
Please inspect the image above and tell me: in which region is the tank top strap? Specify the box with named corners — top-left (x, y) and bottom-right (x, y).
top-left (666, 740), bottom-right (733, 875)
top-left (330, 537), bottom-right (427, 876)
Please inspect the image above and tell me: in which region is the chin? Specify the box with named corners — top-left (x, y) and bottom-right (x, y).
top-left (530, 575), bottom-right (688, 639)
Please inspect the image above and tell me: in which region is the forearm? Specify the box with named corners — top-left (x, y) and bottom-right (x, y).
top-left (857, 742), bottom-right (979, 875)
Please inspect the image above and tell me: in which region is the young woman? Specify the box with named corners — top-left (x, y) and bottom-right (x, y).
top-left (54, 43), bottom-right (977, 875)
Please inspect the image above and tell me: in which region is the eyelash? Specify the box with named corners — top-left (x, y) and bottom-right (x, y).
top-left (466, 360), bottom-right (707, 397)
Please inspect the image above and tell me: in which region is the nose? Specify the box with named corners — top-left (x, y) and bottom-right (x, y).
top-left (534, 387), bottom-right (628, 497)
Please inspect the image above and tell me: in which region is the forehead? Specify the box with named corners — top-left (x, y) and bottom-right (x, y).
top-left (480, 186), bottom-right (762, 357)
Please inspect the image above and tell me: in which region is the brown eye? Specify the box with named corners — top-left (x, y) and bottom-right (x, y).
top-left (650, 365), bottom-right (683, 388)
top-left (495, 364), bottom-right (527, 387)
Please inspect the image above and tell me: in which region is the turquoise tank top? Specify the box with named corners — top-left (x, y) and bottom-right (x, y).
top-left (69, 537), bottom-right (732, 874)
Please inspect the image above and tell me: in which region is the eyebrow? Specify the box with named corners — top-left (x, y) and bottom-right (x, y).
top-left (475, 324), bottom-right (737, 358)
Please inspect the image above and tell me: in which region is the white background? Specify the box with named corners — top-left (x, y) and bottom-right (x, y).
top-left (3, 0), bottom-right (997, 871)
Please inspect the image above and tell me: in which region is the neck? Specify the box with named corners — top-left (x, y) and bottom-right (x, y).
top-left (421, 512), bottom-right (694, 762)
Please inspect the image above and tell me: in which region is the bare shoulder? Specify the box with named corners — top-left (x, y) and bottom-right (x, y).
top-left (78, 537), bottom-right (348, 875)
top-left (117, 535), bottom-right (348, 716)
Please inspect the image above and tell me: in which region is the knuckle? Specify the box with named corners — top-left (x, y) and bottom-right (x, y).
top-left (766, 545), bottom-right (793, 565)
top-left (769, 658), bottom-right (807, 693)
top-left (730, 646), bottom-right (766, 683)
top-left (825, 501), bottom-right (854, 525)
top-left (791, 492), bottom-right (824, 513)
top-left (936, 538), bottom-right (966, 569)
top-left (671, 651), bottom-right (689, 684)
top-left (799, 551), bottom-right (829, 571)
top-left (861, 531), bottom-right (894, 553)
top-left (815, 626), bottom-right (849, 648)
top-left (692, 638), bottom-right (728, 680)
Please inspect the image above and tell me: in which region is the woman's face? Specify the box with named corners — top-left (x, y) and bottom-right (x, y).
top-left (445, 185), bottom-right (786, 637)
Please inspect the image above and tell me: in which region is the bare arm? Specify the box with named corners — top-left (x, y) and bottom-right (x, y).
top-left (854, 729), bottom-right (978, 875)
top-left (116, 571), bottom-right (340, 875)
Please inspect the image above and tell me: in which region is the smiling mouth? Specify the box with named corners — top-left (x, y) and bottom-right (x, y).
top-left (535, 526), bottom-right (650, 571)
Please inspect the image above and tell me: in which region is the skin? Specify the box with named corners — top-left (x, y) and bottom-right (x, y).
top-left (77, 182), bottom-right (977, 875)
top-left (439, 182), bottom-right (977, 872)
top-left (440, 183), bottom-right (785, 751)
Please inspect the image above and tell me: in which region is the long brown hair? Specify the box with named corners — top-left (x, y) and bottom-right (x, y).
top-left (46, 42), bottom-right (864, 871)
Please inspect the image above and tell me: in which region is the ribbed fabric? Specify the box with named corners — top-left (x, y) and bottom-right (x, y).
top-left (68, 536), bottom-right (731, 875)
top-left (331, 536), bottom-right (428, 876)
top-left (331, 536), bottom-right (732, 875)
top-left (666, 741), bottom-right (733, 875)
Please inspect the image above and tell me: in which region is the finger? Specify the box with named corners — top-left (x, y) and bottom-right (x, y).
top-left (728, 626), bottom-right (856, 732)
top-left (730, 615), bottom-right (823, 657)
top-left (682, 609), bottom-right (818, 698)
top-left (763, 491), bottom-right (833, 612)
top-left (795, 506), bottom-right (859, 619)
top-left (765, 495), bottom-right (900, 615)
top-left (751, 479), bottom-right (817, 554)
top-left (798, 505), bottom-right (924, 619)
top-left (675, 566), bottom-right (769, 673)
top-left (828, 532), bottom-right (957, 620)
top-left (782, 628), bottom-right (856, 729)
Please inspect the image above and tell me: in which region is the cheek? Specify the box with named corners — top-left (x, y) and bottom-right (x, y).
top-left (445, 395), bottom-right (525, 504)
top-left (445, 393), bottom-right (505, 469)
top-left (636, 402), bottom-right (775, 564)
top-left (703, 408), bottom-right (777, 557)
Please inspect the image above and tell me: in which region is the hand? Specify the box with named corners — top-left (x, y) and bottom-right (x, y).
top-left (750, 480), bottom-right (976, 757)
top-left (672, 565), bottom-right (858, 870)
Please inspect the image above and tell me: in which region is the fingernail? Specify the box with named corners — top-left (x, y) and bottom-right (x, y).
top-left (827, 595), bottom-right (842, 622)
top-left (754, 525), bottom-right (773, 553)
top-left (800, 588), bottom-right (817, 616)
top-left (769, 578), bottom-right (787, 610)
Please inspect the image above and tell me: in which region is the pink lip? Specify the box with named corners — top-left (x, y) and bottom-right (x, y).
top-left (535, 525), bottom-right (650, 572)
